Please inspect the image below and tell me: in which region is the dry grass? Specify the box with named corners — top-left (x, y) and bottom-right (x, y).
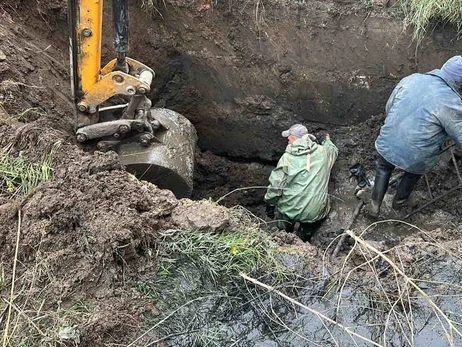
top-left (399, 0), bottom-right (462, 42)
top-left (0, 215), bottom-right (92, 347)
top-left (234, 220), bottom-right (462, 346)
top-left (328, 221), bottom-right (462, 346)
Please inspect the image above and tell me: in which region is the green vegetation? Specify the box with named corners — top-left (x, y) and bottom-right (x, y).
top-left (135, 227), bottom-right (288, 307)
top-left (134, 225), bottom-right (298, 345)
top-left (400, 0), bottom-right (462, 42)
top-left (157, 228), bottom-right (285, 285)
top-left (0, 143), bottom-right (60, 198)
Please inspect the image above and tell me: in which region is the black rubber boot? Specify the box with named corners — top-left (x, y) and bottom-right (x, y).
top-left (297, 219), bottom-right (323, 243)
top-left (368, 200), bottom-right (381, 218)
top-left (276, 212), bottom-right (295, 233)
top-left (368, 155), bottom-right (395, 218)
top-left (392, 172), bottom-right (422, 210)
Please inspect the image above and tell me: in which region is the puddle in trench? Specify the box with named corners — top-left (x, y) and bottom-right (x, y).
top-left (138, 235), bottom-right (462, 346)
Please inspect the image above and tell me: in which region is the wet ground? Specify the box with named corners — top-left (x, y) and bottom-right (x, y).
top-left (148, 232), bottom-right (462, 346)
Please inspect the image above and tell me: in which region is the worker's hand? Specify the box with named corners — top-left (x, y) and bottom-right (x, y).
top-left (325, 134), bottom-right (331, 141)
top-left (265, 204), bottom-right (276, 219)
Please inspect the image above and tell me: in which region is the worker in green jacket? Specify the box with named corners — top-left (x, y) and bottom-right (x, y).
top-left (264, 124), bottom-right (338, 242)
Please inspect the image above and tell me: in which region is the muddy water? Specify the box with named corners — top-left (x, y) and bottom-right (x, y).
top-left (146, 249), bottom-right (462, 346)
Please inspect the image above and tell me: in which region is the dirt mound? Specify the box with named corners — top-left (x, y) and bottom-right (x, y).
top-left (0, 147), bottom-right (181, 345)
top-left (0, 11), bottom-right (177, 345)
top-left (0, 8), bottom-right (283, 345)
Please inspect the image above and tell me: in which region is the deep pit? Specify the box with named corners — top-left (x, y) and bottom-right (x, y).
top-left (1, 0), bottom-right (462, 346)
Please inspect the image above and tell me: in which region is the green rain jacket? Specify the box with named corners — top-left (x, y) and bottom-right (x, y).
top-left (264, 134), bottom-right (338, 223)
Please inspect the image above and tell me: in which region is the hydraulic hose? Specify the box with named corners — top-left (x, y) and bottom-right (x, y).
top-left (112, 0), bottom-right (129, 71)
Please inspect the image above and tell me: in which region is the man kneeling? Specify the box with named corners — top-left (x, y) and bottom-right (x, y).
top-left (264, 124), bottom-right (338, 242)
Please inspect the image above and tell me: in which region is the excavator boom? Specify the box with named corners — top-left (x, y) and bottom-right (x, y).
top-left (67, 0), bottom-right (196, 198)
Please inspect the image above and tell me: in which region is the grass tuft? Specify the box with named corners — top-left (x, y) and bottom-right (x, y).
top-left (157, 228), bottom-right (285, 286)
top-left (400, 0), bottom-right (462, 42)
top-left (133, 225), bottom-right (295, 345)
top-left (0, 143), bottom-right (60, 198)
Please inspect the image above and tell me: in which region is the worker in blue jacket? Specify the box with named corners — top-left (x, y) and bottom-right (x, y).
top-left (369, 56), bottom-right (462, 217)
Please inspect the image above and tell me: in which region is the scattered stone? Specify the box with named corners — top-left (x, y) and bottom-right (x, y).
top-left (0, 49), bottom-right (6, 61)
top-left (343, 138), bottom-right (358, 148)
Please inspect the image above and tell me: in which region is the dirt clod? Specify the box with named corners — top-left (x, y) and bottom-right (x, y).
top-left (172, 200), bottom-right (230, 232)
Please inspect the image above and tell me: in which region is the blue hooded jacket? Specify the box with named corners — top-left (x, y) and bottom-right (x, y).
top-left (376, 66), bottom-right (462, 174)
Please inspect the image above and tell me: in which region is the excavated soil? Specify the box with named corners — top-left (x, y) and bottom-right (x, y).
top-left (1, 0), bottom-right (462, 346)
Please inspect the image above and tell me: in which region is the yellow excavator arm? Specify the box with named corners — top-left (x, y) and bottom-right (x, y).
top-left (67, 0), bottom-right (197, 198)
top-left (68, 0), bottom-right (103, 104)
top-left (68, 0), bottom-right (154, 138)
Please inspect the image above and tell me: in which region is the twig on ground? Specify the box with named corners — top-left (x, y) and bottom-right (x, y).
top-left (331, 200), bottom-right (364, 257)
top-left (35, 45), bottom-right (51, 54)
top-left (403, 184), bottom-right (462, 220)
top-left (424, 174), bottom-right (433, 199)
top-left (346, 230), bottom-right (462, 345)
top-left (2, 210), bottom-right (21, 347)
top-left (241, 273), bottom-right (385, 347)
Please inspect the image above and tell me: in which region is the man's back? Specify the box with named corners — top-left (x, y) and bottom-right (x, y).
top-left (376, 70), bottom-right (462, 174)
top-left (265, 135), bottom-right (338, 223)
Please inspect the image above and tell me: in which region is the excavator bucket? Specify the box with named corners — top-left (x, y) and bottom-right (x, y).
top-left (117, 108), bottom-right (197, 198)
top-left (68, 0), bottom-right (197, 198)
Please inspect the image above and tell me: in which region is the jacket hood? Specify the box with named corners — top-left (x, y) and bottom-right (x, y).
top-left (427, 69), bottom-right (462, 95)
top-left (285, 134), bottom-right (318, 156)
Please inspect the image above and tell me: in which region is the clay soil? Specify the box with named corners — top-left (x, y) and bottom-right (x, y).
top-left (1, 0), bottom-right (462, 346)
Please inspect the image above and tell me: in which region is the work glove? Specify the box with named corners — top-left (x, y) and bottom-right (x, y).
top-left (265, 204), bottom-right (276, 219)
top-left (348, 163), bottom-right (371, 189)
